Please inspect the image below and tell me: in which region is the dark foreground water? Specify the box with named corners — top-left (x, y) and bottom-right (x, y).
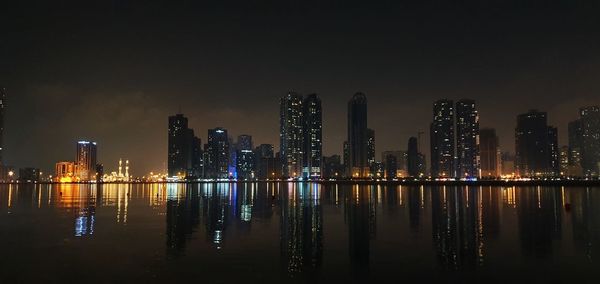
top-left (1, 183), bottom-right (600, 283)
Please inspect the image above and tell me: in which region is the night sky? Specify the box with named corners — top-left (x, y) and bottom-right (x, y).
top-left (2, 0), bottom-right (599, 175)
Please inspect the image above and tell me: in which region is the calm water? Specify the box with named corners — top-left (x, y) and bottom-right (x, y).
top-left (1, 183), bottom-right (599, 283)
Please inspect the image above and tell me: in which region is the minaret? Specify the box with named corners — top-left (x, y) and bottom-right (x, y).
top-left (125, 160), bottom-right (129, 181)
top-left (118, 159), bottom-right (123, 177)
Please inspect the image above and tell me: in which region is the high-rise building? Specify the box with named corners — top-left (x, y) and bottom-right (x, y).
top-left (559, 145), bottom-right (569, 176)
top-left (456, 99), bottom-right (480, 178)
top-left (0, 87), bottom-right (6, 165)
top-left (568, 119), bottom-right (583, 176)
top-left (76, 141), bottom-right (97, 181)
top-left (191, 136), bottom-right (203, 178)
top-left (548, 126), bottom-right (560, 176)
top-left (343, 141), bottom-right (349, 176)
top-left (237, 135), bottom-right (253, 152)
top-left (348, 93), bottom-right (369, 178)
top-left (254, 144), bottom-right (274, 180)
top-left (367, 128), bottom-right (375, 176)
top-left (514, 110), bottom-right (557, 177)
top-left (280, 92), bottom-right (304, 178)
top-left (207, 127), bottom-right (230, 179)
top-left (407, 137), bottom-right (423, 177)
top-left (580, 106), bottom-right (600, 176)
top-left (430, 99), bottom-right (455, 178)
top-left (303, 94), bottom-right (322, 179)
top-left (168, 114), bottom-right (192, 177)
top-left (479, 128), bottom-right (500, 178)
top-left (236, 135), bottom-right (255, 179)
top-left (384, 154), bottom-right (397, 179)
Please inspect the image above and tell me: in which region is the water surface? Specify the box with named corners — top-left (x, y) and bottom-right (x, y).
top-left (1, 183), bottom-right (599, 283)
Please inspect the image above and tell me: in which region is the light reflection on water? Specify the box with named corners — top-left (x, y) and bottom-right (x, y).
top-left (0, 183), bottom-right (599, 282)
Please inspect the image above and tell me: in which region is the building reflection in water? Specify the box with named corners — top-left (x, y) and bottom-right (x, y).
top-left (5, 182), bottom-right (600, 278)
top-left (569, 187), bottom-right (600, 262)
top-left (517, 186), bottom-right (562, 258)
top-left (344, 184), bottom-right (376, 278)
top-left (165, 183), bottom-right (201, 257)
top-left (280, 182), bottom-right (323, 277)
top-left (431, 186), bottom-right (484, 270)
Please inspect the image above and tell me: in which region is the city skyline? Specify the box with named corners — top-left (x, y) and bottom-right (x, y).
top-left (1, 1), bottom-right (600, 175)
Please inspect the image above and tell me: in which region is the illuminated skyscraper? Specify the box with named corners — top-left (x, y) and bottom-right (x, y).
top-left (430, 99), bottom-right (455, 178)
top-left (280, 92), bottom-right (304, 178)
top-left (456, 99), bottom-right (480, 178)
top-left (254, 144), bottom-right (274, 180)
top-left (236, 135), bottom-right (255, 179)
top-left (76, 141), bottom-right (97, 181)
top-left (479, 128), bottom-right (500, 178)
top-left (207, 127), bottom-right (230, 178)
top-left (303, 94), bottom-right (322, 179)
top-left (548, 126), bottom-right (560, 176)
top-left (515, 110), bottom-right (558, 177)
top-left (167, 114), bottom-right (190, 177)
top-left (366, 128), bottom-right (375, 176)
top-left (165, 113), bottom-right (201, 179)
top-left (348, 93), bottom-right (369, 178)
top-left (580, 106), bottom-right (600, 176)
top-left (407, 137), bottom-right (425, 177)
top-left (0, 87), bottom-right (5, 165)
top-left (568, 119), bottom-right (583, 175)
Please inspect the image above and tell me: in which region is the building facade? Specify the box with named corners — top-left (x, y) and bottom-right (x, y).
top-left (580, 106), bottom-right (600, 176)
top-left (207, 127), bottom-right (230, 178)
top-left (280, 92), bottom-right (304, 178)
top-left (76, 141), bottom-right (97, 181)
top-left (303, 94), bottom-right (322, 179)
top-left (348, 93), bottom-right (369, 178)
top-left (430, 99), bottom-right (455, 178)
top-left (514, 110), bottom-right (557, 177)
top-left (479, 128), bottom-right (500, 178)
top-left (455, 99), bottom-right (480, 178)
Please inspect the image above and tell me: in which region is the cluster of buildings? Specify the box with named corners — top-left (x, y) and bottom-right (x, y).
top-left (0, 85), bottom-right (599, 182)
top-left (54, 141), bottom-right (101, 182)
top-left (169, 92), bottom-right (600, 181)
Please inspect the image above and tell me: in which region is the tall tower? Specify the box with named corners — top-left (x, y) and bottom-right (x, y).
top-left (348, 93), bottom-right (368, 178)
top-left (456, 99), bottom-right (480, 178)
top-left (280, 92), bottom-right (304, 178)
top-left (168, 114), bottom-right (192, 177)
top-left (207, 127), bottom-right (230, 178)
top-left (580, 106), bottom-right (600, 176)
top-left (407, 137), bottom-right (420, 177)
top-left (76, 141), bottom-right (97, 181)
top-left (0, 87), bottom-right (6, 165)
top-left (515, 110), bottom-right (557, 177)
top-left (366, 128), bottom-right (375, 176)
top-left (479, 128), bottom-right (500, 177)
top-left (430, 99), bottom-right (455, 178)
top-left (303, 94), bottom-right (322, 179)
